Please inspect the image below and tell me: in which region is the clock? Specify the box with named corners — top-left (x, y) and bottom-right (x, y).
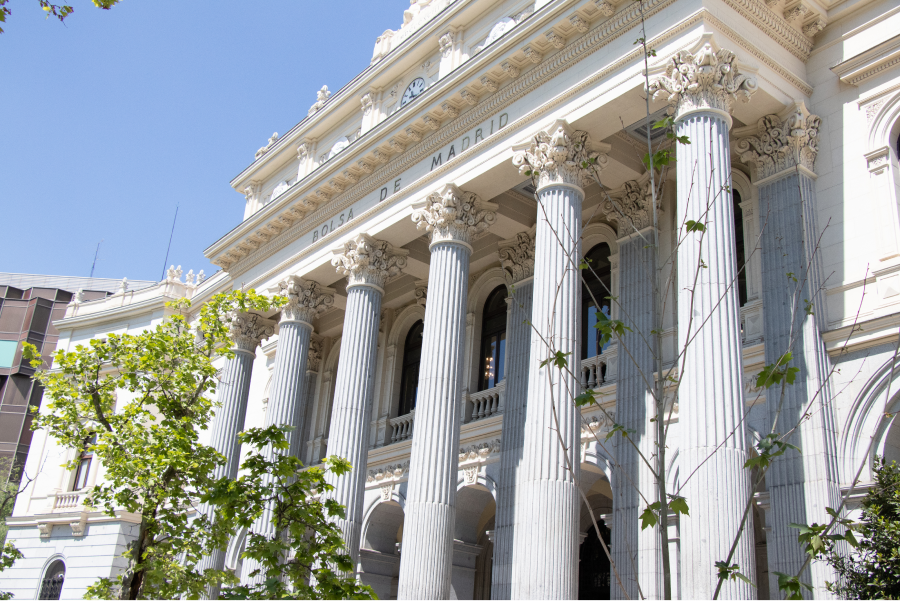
top-left (400, 77), bottom-right (426, 107)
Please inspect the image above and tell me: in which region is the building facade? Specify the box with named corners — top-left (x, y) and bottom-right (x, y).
top-left (3, 0), bottom-right (900, 598)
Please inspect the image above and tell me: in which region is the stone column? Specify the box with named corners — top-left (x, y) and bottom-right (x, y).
top-left (649, 42), bottom-right (758, 599)
top-left (294, 337), bottom-right (322, 462)
top-left (327, 234), bottom-right (408, 568)
top-left (241, 278), bottom-right (334, 586)
top-left (397, 184), bottom-right (498, 599)
top-left (604, 180), bottom-right (663, 599)
top-left (491, 228), bottom-right (536, 600)
top-left (510, 122), bottom-right (607, 599)
top-left (736, 108), bottom-right (841, 598)
top-left (197, 311), bottom-right (275, 598)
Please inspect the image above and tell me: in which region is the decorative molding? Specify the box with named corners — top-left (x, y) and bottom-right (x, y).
top-left (405, 126), bottom-right (423, 142)
top-left (594, 0), bottom-right (615, 17)
top-left (273, 276), bottom-right (335, 324)
top-left (458, 439), bottom-right (501, 463)
top-left (460, 89), bottom-right (479, 105)
top-left (332, 234), bottom-right (409, 290)
top-left (718, 0), bottom-right (813, 60)
top-left (441, 102), bottom-right (460, 118)
top-left (802, 18), bottom-right (826, 38)
top-left (415, 280), bottom-right (428, 306)
top-left (522, 45), bottom-right (543, 64)
top-left (227, 312), bottom-right (275, 353)
top-left (545, 30), bottom-right (566, 49)
top-left (501, 61), bottom-right (521, 79)
top-left (308, 85), bottom-right (331, 117)
top-left (360, 93), bottom-right (374, 116)
top-left (865, 147), bottom-right (891, 174)
top-left (423, 114), bottom-right (441, 130)
top-left (735, 106), bottom-right (820, 179)
top-left (439, 31), bottom-right (454, 58)
top-left (366, 461), bottom-right (410, 483)
top-left (412, 184), bottom-right (498, 246)
top-left (512, 120), bottom-right (609, 189)
top-left (480, 76), bottom-right (499, 93)
top-left (308, 337), bottom-right (323, 372)
top-left (603, 179), bottom-right (658, 234)
top-left (498, 227), bottom-right (536, 285)
top-left (648, 42), bottom-right (758, 118)
top-left (570, 15), bottom-right (589, 33)
top-left (832, 34), bottom-right (900, 86)
top-left (255, 133), bottom-right (278, 160)
top-left (782, 3), bottom-right (808, 23)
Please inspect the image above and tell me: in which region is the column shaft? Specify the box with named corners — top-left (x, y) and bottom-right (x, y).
top-left (676, 111), bottom-right (755, 599)
top-left (512, 183), bottom-right (582, 599)
top-left (294, 370), bottom-right (318, 462)
top-left (398, 241), bottom-right (471, 599)
top-left (491, 280), bottom-right (534, 599)
top-left (613, 230), bottom-right (662, 600)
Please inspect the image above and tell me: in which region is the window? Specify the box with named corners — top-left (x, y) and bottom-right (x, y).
top-left (398, 321), bottom-right (424, 416)
top-left (72, 435), bottom-right (95, 491)
top-left (479, 286), bottom-right (508, 391)
top-left (39, 560), bottom-right (65, 600)
top-left (582, 243), bottom-right (613, 360)
top-left (733, 190), bottom-right (748, 307)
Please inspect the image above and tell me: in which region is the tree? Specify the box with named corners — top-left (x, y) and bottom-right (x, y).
top-left (19, 288), bottom-right (371, 599)
top-left (0, 0), bottom-right (121, 34)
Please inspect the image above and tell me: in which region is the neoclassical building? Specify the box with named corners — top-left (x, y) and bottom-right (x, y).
top-left (3, 0), bottom-right (900, 598)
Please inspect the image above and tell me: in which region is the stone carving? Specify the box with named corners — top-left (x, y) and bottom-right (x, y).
top-left (38, 523), bottom-right (52, 538)
top-left (119, 278), bottom-right (129, 293)
top-left (512, 122), bottom-right (608, 189)
top-left (255, 132), bottom-right (278, 159)
top-left (802, 18), bottom-right (826, 37)
top-left (357, 160), bottom-right (374, 174)
top-left (275, 276), bottom-right (335, 324)
top-left (296, 142), bottom-right (309, 162)
top-left (604, 180), bottom-right (657, 233)
top-left (367, 461), bottom-right (410, 482)
top-left (308, 85), bottom-right (331, 116)
top-left (498, 228), bottom-right (536, 285)
top-left (332, 234), bottom-right (409, 289)
top-left (460, 89), bottom-right (478, 106)
top-left (412, 184), bottom-right (498, 246)
top-left (594, 0), bottom-right (615, 16)
top-left (463, 465), bottom-right (479, 485)
top-left (581, 411), bottom-right (616, 436)
top-left (480, 76), bottom-right (499, 93)
top-left (501, 61), bottom-right (520, 79)
top-left (441, 102), bottom-right (460, 119)
top-left (647, 43), bottom-right (758, 117)
top-left (360, 93), bottom-right (374, 116)
top-left (782, 3), bottom-right (808, 22)
top-left (423, 115), bottom-right (441, 130)
top-left (415, 280), bottom-right (428, 306)
top-left (389, 138), bottom-right (406, 153)
top-left (372, 149), bottom-right (390, 164)
top-left (227, 312), bottom-right (275, 353)
top-left (308, 337), bottom-right (323, 372)
top-left (328, 179), bottom-right (345, 194)
top-left (380, 484), bottom-right (393, 501)
top-left (545, 30), bottom-right (565, 49)
top-left (735, 109), bottom-right (821, 179)
top-left (523, 46), bottom-right (543, 64)
top-left (70, 519), bottom-right (86, 537)
top-left (343, 170), bottom-right (360, 184)
top-left (405, 126), bottom-right (423, 142)
top-left (865, 99), bottom-right (886, 124)
top-left (459, 439), bottom-right (501, 462)
top-left (439, 32), bottom-right (454, 57)
top-left (243, 181), bottom-right (261, 205)
top-left (166, 265), bottom-right (183, 282)
top-left (570, 15), bottom-right (589, 33)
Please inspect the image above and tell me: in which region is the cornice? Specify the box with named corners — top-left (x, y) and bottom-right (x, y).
top-left (53, 294), bottom-right (174, 332)
top-left (719, 0), bottom-right (814, 61)
top-left (831, 33), bottom-right (900, 86)
top-left (217, 2), bottom-right (815, 278)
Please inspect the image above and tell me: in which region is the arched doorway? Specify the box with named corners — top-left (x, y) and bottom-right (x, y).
top-left (38, 559), bottom-right (65, 600)
top-left (455, 483), bottom-right (496, 600)
top-left (579, 521), bottom-right (612, 600)
top-left (360, 500), bottom-right (405, 600)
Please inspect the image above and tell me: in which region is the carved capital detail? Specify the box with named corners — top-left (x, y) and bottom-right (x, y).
top-left (460, 89), bottom-right (478, 105)
top-left (512, 121), bottom-right (608, 189)
top-left (498, 228), bottom-right (536, 285)
top-left (308, 337), bottom-right (322, 372)
top-left (439, 32), bottom-right (454, 58)
top-left (360, 93), bottom-right (374, 116)
top-left (594, 0), bottom-right (615, 16)
top-left (276, 276), bottom-right (335, 324)
top-left (332, 234), bottom-right (409, 290)
top-left (415, 280), bottom-right (428, 306)
top-left (412, 184), bottom-right (498, 247)
top-left (603, 180), bottom-right (658, 235)
top-left (648, 43), bottom-right (757, 118)
top-left (735, 108), bottom-right (821, 179)
top-left (228, 312), bottom-right (275, 353)
top-left (523, 46), bottom-right (543, 64)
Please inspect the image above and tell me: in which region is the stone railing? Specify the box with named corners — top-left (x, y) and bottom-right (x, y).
top-left (389, 411), bottom-right (415, 443)
top-left (466, 382), bottom-right (505, 422)
top-left (740, 300), bottom-right (764, 344)
top-left (51, 489), bottom-right (88, 512)
top-left (581, 355), bottom-right (611, 389)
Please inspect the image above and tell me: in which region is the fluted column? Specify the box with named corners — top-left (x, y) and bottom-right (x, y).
top-left (491, 229), bottom-right (536, 600)
top-left (510, 122), bottom-right (608, 599)
top-left (604, 180), bottom-right (663, 599)
top-left (737, 108), bottom-right (841, 598)
top-left (241, 278), bottom-right (334, 586)
top-left (649, 42), bottom-right (758, 599)
top-left (397, 184), bottom-right (498, 599)
top-left (328, 234), bottom-right (408, 568)
top-left (197, 311), bottom-right (274, 598)
top-left (294, 338), bottom-right (322, 462)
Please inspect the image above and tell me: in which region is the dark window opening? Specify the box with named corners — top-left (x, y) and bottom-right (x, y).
top-left (398, 321), bottom-right (424, 416)
top-left (733, 190), bottom-right (748, 307)
top-left (478, 286), bottom-right (508, 391)
top-left (578, 521), bottom-right (611, 599)
top-left (39, 560), bottom-right (65, 600)
top-left (72, 435), bottom-right (95, 491)
top-left (582, 243), bottom-right (613, 360)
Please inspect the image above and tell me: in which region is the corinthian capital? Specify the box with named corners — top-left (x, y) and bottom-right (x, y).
top-left (228, 312), bottom-right (276, 353)
top-left (603, 180), bottom-right (658, 236)
top-left (412, 184), bottom-right (498, 247)
top-left (648, 42), bottom-right (757, 119)
top-left (276, 276), bottom-right (335, 324)
top-left (307, 337), bottom-right (322, 372)
top-left (332, 234), bottom-right (409, 290)
top-left (735, 107), bottom-right (821, 180)
top-left (498, 227), bottom-right (536, 285)
top-left (512, 120), bottom-right (609, 190)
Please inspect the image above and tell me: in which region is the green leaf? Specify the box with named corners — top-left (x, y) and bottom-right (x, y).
top-left (685, 220), bottom-right (706, 233)
top-left (640, 502), bottom-right (660, 530)
top-left (575, 389), bottom-right (596, 407)
top-left (540, 351), bottom-right (571, 370)
top-left (668, 496), bottom-right (690, 516)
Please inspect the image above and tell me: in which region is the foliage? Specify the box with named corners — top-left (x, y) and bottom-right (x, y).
top-left (0, 0), bottom-right (120, 34)
top-left (820, 456), bottom-right (900, 599)
top-left (0, 458), bottom-right (28, 600)
top-left (25, 289), bottom-right (284, 600)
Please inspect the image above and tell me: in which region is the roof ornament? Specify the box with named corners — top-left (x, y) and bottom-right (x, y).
top-left (255, 132), bottom-right (278, 160)
top-left (308, 86), bottom-right (331, 117)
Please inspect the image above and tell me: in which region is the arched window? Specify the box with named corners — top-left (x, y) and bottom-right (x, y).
top-left (582, 243), bottom-right (612, 360)
top-left (733, 190), bottom-right (748, 307)
top-left (72, 435), bottom-right (95, 491)
top-left (479, 286), bottom-right (508, 391)
top-left (398, 321), bottom-right (424, 416)
top-left (39, 560), bottom-right (65, 600)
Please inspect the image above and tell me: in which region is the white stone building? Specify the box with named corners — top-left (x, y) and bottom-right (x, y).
top-left (3, 0), bottom-right (900, 598)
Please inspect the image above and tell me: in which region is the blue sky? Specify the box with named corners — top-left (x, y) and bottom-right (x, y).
top-left (1, 0), bottom-right (409, 282)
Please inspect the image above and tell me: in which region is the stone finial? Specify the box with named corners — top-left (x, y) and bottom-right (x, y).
top-left (308, 337), bottom-right (323, 372)
top-left (198, 270), bottom-right (206, 283)
top-left (332, 234), bottom-right (409, 290)
top-left (227, 312), bottom-right (276, 353)
top-left (119, 277), bottom-right (129, 293)
top-left (498, 228), bottom-right (536, 285)
top-left (308, 86), bottom-right (331, 116)
top-left (275, 276), bottom-right (335, 324)
top-left (255, 133), bottom-right (279, 159)
top-left (734, 108), bottom-right (821, 180)
top-left (647, 43), bottom-right (757, 118)
top-left (412, 184), bottom-right (498, 246)
top-left (74, 289), bottom-right (85, 304)
top-left (415, 280), bottom-right (428, 306)
top-left (166, 265), bottom-right (183, 282)
top-left (603, 180), bottom-right (658, 235)
top-left (512, 121), bottom-right (609, 189)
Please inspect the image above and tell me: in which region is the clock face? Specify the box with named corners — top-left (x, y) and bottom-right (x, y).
top-left (400, 77), bottom-right (426, 107)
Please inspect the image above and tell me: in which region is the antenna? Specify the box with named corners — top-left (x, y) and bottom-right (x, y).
top-left (160, 205), bottom-right (179, 281)
top-left (89, 241), bottom-right (102, 278)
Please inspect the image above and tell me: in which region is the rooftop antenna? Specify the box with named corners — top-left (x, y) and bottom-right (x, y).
top-left (89, 241), bottom-right (102, 278)
top-left (160, 204), bottom-right (179, 281)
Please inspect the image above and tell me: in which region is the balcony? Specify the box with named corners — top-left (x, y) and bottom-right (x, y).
top-left (389, 410), bottom-right (415, 443)
top-left (466, 381), bottom-right (505, 423)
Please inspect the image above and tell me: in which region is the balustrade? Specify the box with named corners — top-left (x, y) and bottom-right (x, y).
top-left (580, 355), bottom-right (609, 389)
top-left (467, 382), bottom-right (505, 422)
top-left (389, 410), bottom-right (415, 443)
top-left (52, 490), bottom-right (86, 511)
